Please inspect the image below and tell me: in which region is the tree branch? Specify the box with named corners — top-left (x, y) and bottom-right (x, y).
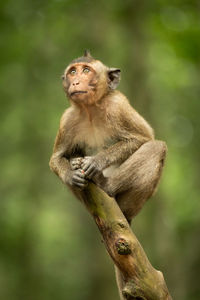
top-left (78, 183), bottom-right (172, 300)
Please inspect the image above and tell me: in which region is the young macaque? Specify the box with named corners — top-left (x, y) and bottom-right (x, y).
top-left (49, 50), bottom-right (167, 223)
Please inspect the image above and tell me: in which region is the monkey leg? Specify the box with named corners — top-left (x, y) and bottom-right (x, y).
top-left (99, 140), bottom-right (167, 222)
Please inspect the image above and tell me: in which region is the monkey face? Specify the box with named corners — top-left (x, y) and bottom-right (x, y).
top-left (63, 63), bottom-right (98, 104)
top-left (62, 52), bottom-right (121, 105)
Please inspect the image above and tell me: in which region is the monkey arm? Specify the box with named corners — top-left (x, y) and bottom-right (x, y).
top-left (101, 131), bottom-right (153, 168)
top-left (49, 110), bottom-right (88, 189)
top-left (50, 109), bottom-right (78, 182)
top-left (49, 142), bottom-right (72, 184)
top-left (82, 134), bottom-right (151, 179)
top-left (49, 142), bottom-right (88, 189)
top-left (96, 137), bottom-right (149, 169)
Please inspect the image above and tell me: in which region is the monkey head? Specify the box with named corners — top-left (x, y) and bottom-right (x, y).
top-left (62, 50), bottom-right (121, 105)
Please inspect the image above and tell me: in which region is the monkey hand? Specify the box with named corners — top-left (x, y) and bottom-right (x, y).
top-left (81, 156), bottom-right (101, 179)
top-left (70, 169), bottom-right (88, 189)
top-left (70, 157), bottom-right (84, 170)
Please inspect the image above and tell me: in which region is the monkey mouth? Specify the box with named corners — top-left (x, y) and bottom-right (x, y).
top-left (70, 91), bottom-right (88, 96)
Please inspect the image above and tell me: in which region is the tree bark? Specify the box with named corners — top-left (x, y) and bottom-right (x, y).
top-left (78, 183), bottom-right (172, 300)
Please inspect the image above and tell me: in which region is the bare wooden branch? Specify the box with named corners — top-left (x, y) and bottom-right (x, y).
top-left (78, 183), bottom-right (172, 300)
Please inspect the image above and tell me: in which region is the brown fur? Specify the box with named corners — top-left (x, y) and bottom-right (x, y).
top-left (49, 53), bottom-right (167, 223)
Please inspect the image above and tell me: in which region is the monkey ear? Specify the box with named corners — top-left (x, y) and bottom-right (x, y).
top-left (84, 49), bottom-right (92, 58)
top-left (108, 68), bottom-right (121, 89)
top-left (61, 74), bottom-right (65, 80)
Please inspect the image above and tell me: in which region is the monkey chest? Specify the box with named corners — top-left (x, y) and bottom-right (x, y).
top-left (73, 122), bottom-right (112, 155)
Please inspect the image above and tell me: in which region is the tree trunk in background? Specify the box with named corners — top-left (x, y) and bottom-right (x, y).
top-left (121, 1), bottom-right (153, 114)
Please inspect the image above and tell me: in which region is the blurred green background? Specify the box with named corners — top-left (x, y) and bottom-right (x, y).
top-left (1, 0), bottom-right (200, 299)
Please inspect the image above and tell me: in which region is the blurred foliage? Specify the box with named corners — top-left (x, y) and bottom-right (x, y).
top-left (0, 0), bottom-right (200, 299)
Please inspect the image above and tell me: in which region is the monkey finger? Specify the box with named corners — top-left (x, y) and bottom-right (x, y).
top-left (84, 165), bottom-right (95, 177)
top-left (82, 156), bottom-right (91, 163)
top-left (73, 181), bottom-right (87, 188)
top-left (86, 168), bottom-right (98, 179)
top-left (82, 161), bottom-right (93, 172)
top-left (78, 157), bottom-right (84, 163)
top-left (71, 165), bottom-right (78, 170)
top-left (82, 162), bottom-right (89, 171)
top-left (71, 164), bottom-right (81, 170)
top-left (71, 162), bottom-right (81, 167)
top-left (71, 157), bottom-right (83, 166)
top-left (73, 178), bottom-right (86, 185)
top-left (74, 182), bottom-right (88, 189)
top-left (73, 157), bottom-right (83, 164)
top-left (82, 156), bottom-right (93, 165)
top-left (72, 175), bottom-right (87, 184)
top-left (73, 163), bottom-right (81, 168)
top-left (74, 169), bottom-right (86, 178)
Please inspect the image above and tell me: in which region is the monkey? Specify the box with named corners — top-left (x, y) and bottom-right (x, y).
top-left (49, 50), bottom-right (167, 224)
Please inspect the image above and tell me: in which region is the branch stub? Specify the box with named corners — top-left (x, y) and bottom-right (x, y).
top-left (116, 238), bottom-right (132, 255)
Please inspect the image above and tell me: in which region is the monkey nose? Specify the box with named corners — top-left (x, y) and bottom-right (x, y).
top-left (72, 81), bottom-right (80, 86)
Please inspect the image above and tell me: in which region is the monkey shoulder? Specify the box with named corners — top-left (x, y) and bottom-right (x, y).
top-left (107, 91), bottom-right (154, 139)
top-left (59, 107), bottom-right (79, 130)
top-left (107, 91), bottom-right (133, 111)
top-left (106, 91), bottom-right (136, 121)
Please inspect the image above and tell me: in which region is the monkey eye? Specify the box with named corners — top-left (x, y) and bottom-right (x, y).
top-left (70, 68), bottom-right (76, 75)
top-left (83, 67), bottom-right (90, 74)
